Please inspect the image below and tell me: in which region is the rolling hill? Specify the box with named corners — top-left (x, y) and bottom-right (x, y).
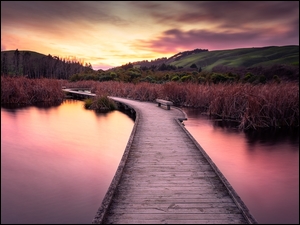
top-left (1, 45), bottom-right (298, 82)
top-left (132, 45), bottom-right (299, 71)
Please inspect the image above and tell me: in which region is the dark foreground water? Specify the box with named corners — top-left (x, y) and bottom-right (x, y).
top-left (1, 100), bottom-right (299, 224)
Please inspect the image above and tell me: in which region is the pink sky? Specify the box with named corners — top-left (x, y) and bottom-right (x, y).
top-left (1, 1), bottom-right (299, 70)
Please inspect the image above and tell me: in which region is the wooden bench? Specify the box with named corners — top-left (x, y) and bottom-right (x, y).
top-left (156, 99), bottom-right (173, 110)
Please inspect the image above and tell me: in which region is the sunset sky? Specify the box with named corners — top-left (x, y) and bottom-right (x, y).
top-left (1, 1), bottom-right (299, 70)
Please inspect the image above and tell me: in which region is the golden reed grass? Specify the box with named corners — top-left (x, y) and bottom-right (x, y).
top-left (2, 76), bottom-right (298, 130)
top-left (64, 80), bottom-right (298, 130)
top-left (1, 76), bottom-right (65, 105)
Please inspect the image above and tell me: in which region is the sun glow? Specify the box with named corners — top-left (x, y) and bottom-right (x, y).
top-left (1, 1), bottom-right (298, 70)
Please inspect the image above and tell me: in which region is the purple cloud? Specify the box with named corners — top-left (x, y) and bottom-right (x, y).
top-left (136, 27), bottom-right (299, 53)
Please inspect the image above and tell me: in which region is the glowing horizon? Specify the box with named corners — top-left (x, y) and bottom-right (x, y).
top-left (1, 1), bottom-right (299, 70)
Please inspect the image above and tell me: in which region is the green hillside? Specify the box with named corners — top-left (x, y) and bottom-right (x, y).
top-left (168, 45), bottom-right (299, 71)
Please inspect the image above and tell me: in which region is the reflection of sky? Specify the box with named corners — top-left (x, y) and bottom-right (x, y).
top-left (1, 100), bottom-right (134, 224)
top-left (1, 1), bottom-right (299, 70)
top-left (183, 109), bottom-right (299, 224)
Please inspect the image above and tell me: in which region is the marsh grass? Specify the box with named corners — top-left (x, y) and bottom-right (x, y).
top-left (1, 76), bottom-right (65, 105)
top-left (84, 98), bottom-right (93, 109)
top-left (3, 76), bottom-right (297, 130)
top-left (64, 80), bottom-right (298, 130)
top-left (88, 95), bottom-right (117, 112)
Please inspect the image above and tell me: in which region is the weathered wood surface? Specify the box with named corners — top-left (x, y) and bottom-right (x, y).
top-left (62, 88), bottom-right (96, 98)
top-left (92, 96), bottom-right (257, 224)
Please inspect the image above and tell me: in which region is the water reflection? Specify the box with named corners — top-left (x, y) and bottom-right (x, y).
top-left (1, 99), bottom-right (134, 224)
top-left (2, 101), bottom-right (298, 224)
top-left (182, 107), bottom-right (299, 224)
top-left (245, 127), bottom-right (299, 146)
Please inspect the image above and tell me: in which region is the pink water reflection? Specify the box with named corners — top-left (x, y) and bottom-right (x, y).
top-left (1, 100), bottom-right (134, 224)
top-left (183, 109), bottom-right (299, 224)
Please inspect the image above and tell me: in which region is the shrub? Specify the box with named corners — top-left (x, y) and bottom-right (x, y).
top-left (84, 98), bottom-right (93, 109)
top-left (210, 73), bottom-right (228, 83)
top-left (273, 75), bottom-right (281, 83)
top-left (89, 95), bottom-right (117, 112)
top-left (190, 63), bottom-right (198, 69)
top-left (243, 72), bottom-right (253, 82)
top-left (180, 75), bottom-right (192, 82)
top-left (197, 76), bottom-right (206, 84)
top-left (171, 75), bottom-right (180, 81)
top-left (259, 75), bottom-right (266, 84)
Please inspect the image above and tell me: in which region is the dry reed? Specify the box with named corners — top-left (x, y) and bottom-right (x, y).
top-left (64, 80), bottom-right (298, 130)
top-left (1, 76), bottom-right (65, 105)
top-left (6, 77), bottom-right (297, 130)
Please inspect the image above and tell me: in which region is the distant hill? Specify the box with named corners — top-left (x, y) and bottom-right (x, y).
top-left (131, 45), bottom-right (299, 71)
top-left (1, 50), bottom-right (46, 60)
top-left (2, 45), bottom-right (298, 82)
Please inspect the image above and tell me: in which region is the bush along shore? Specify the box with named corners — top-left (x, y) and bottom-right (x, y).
top-left (1, 76), bottom-right (298, 130)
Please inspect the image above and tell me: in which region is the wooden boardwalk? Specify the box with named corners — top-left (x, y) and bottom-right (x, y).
top-left (62, 88), bottom-right (95, 99)
top-left (61, 89), bottom-right (257, 224)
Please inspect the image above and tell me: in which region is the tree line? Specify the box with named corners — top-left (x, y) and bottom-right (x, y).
top-left (1, 49), bottom-right (92, 79)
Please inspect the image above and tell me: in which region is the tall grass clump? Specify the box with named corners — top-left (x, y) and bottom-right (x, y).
top-left (83, 98), bottom-right (93, 109)
top-left (205, 82), bottom-right (299, 130)
top-left (1, 76), bottom-right (65, 106)
top-left (84, 94), bottom-right (117, 112)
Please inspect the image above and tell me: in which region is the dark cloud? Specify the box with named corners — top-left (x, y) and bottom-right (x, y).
top-left (131, 1), bottom-right (299, 53)
top-left (134, 1), bottom-right (299, 29)
top-left (1, 1), bottom-right (129, 30)
top-left (137, 27), bottom-right (299, 53)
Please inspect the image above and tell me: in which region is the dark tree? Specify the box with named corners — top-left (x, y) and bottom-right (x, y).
top-left (190, 63), bottom-right (198, 69)
top-left (13, 49), bottom-right (20, 75)
top-left (1, 53), bottom-right (9, 75)
top-left (22, 51), bottom-right (31, 76)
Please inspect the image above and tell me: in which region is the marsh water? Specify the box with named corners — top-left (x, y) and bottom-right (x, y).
top-left (183, 108), bottom-right (299, 224)
top-left (1, 100), bottom-right (299, 224)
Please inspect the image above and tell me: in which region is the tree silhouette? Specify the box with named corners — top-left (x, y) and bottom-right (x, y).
top-left (13, 49), bottom-right (20, 75)
top-left (1, 53), bottom-right (9, 75)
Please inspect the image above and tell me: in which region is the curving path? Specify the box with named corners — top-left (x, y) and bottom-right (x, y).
top-left (91, 96), bottom-right (257, 224)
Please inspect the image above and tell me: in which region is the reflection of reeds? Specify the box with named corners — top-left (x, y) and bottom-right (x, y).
top-left (1, 76), bottom-right (65, 105)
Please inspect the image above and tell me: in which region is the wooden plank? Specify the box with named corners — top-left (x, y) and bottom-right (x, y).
top-left (110, 198), bottom-right (235, 204)
top-left (109, 207), bottom-right (243, 214)
top-left (103, 219), bottom-right (247, 224)
top-left (107, 202), bottom-right (240, 208)
top-left (103, 213), bottom-right (247, 222)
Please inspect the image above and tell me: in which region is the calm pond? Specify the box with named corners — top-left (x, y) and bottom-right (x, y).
top-left (1, 99), bottom-right (299, 224)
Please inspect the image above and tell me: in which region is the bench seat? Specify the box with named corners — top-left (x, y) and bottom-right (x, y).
top-left (156, 99), bottom-right (173, 110)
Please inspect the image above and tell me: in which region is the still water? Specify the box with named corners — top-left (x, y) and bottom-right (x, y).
top-left (183, 108), bottom-right (299, 224)
top-left (1, 100), bottom-right (299, 224)
top-left (1, 99), bottom-right (134, 224)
